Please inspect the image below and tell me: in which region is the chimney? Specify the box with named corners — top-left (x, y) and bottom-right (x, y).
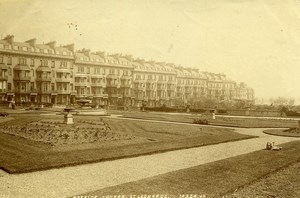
top-left (82, 48), bottom-right (90, 57)
top-left (111, 53), bottom-right (121, 59)
top-left (63, 44), bottom-right (75, 52)
top-left (96, 51), bottom-right (106, 57)
top-left (25, 38), bottom-right (36, 47)
top-left (46, 41), bottom-right (56, 48)
top-left (135, 58), bottom-right (145, 63)
top-left (4, 35), bottom-right (14, 44)
top-left (123, 54), bottom-right (133, 62)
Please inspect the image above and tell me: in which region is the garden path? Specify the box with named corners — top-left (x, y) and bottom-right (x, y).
top-left (0, 118), bottom-right (298, 198)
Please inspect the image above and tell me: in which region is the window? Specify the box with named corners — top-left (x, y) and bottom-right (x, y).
top-left (51, 60), bottom-right (55, 68)
top-left (43, 84), bottom-right (47, 91)
top-left (30, 59), bottom-right (34, 66)
top-left (31, 82), bottom-right (35, 90)
top-left (40, 59), bottom-right (48, 66)
top-left (78, 66), bottom-right (84, 73)
top-left (19, 57), bottom-right (27, 65)
top-left (7, 83), bottom-right (11, 91)
top-left (51, 83), bottom-right (55, 91)
top-left (4, 45), bottom-right (10, 50)
top-left (0, 56), bottom-right (3, 64)
top-left (7, 57), bottom-right (12, 65)
top-left (60, 61), bottom-right (67, 68)
top-left (87, 67), bottom-right (90, 74)
top-left (31, 69), bottom-right (34, 77)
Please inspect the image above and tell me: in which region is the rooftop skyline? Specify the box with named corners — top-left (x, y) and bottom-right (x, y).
top-left (1, 0), bottom-right (300, 101)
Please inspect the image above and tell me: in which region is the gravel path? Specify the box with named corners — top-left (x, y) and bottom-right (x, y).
top-left (0, 121), bottom-right (298, 198)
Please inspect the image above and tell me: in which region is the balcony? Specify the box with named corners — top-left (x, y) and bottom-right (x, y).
top-left (37, 90), bottom-right (52, 94)
top-left (0, 75), bottom-right (8, 81)
top-left (90, 82), bottom-right (106, 87)
top-left (56, 68), bottom-right (71, 73)
top-left (120, 84), bottom-right (131, 88)
top-left (36, 76), bottom-right (52, 82)
top-left (106, 74), bottom-right (118, 79)
top-left (0, 89), bottom-right (7, 93)
top-left (56, 78), bottom-right (71, 83)
top-left (92, 93), bottom-right (108, 98)
top-left (123, 93), bottom-right (133, 98)
top-left (13, 76), bottom-right (31, 81)
top-left (14, 89), bottom-right (31, 94)
top-left (74, 82), bottom-right (89, 87)
top-left (56, 90), bottom-right (71, 94)
top-left (133, 79), bottom-right (146, 83)
top-left (106, 83), bottom-right (120, 88)
top-left (157, 87), bottom-right (166, 91)
top-left (109, 94), bottom-right (123, 98)
top-left (120, 75), bottom-right (132, 80)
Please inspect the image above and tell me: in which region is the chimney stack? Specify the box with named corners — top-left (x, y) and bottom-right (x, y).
top-left (4, 35), bottom-right (14, 44)
top-left (63, 44), bottom-right (75, 52)
top-left (46, 41), bottom-right (56, 48)
top-left (25, 38), bottom-right (36, 47)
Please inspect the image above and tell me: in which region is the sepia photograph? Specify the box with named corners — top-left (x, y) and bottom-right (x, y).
top-left (0, 0), bottom-right (300, 197)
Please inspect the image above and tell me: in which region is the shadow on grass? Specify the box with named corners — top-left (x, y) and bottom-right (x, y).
top-left (79, 141), bottom-right (300, 198)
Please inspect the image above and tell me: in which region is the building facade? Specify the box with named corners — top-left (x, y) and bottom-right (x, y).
top-left (0, 35), bottom-right (255, 107)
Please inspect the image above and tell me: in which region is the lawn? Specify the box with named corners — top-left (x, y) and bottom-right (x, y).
top-left (0, 113), bottom-right (254, 173)
top-left (112, 110), bottom-right (299, 128)
top-left (264, 128), bottom-right (300, 138)
top-left (79, 140), bottom-right (300, 198)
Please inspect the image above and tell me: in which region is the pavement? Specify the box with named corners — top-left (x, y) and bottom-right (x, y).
top-left (0, 117), bottom-right (298, 198)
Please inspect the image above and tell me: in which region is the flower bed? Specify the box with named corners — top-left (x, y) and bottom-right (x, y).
top-left (0, 119), bottom-right (134, 145)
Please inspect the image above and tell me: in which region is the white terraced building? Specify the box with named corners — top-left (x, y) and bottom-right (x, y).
top-left (0, 35), bottom-right (255, 107)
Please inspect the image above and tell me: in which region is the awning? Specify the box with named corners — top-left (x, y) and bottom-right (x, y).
top-left (36, 66), bottom-right (51, 72)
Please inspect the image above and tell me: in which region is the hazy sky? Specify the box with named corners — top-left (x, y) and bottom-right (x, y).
top-left (1, 0), bottom-right (300, 101)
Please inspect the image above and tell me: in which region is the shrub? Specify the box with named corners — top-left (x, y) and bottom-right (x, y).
top-left (192, 118), bottom-right (209, 125)
top-left (0, 112), bottom-right (9, 117)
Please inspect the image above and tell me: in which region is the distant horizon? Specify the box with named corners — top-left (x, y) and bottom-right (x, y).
top-left (1, 0), bottom-right (300, 99)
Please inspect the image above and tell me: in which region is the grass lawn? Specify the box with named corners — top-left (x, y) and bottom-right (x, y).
top-left (230, 162), bottom-right (300, 198)
top-left (264, 128), bottom-right (300, 138)
top-left (112, 110), bottom-right (299, 128)
top-left (80, 140), bottom-right (300, 198)
top-left (0, 113), bottom-right (255, 173)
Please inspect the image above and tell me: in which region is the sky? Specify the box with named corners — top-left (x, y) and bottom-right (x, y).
top-left (1, 0), bottom-right (300, 102)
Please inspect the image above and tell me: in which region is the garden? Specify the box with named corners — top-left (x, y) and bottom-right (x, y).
top-left (0, 113), bottom-right (255, 173)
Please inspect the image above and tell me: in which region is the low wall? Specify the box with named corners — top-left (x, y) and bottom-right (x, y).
top-left (225, 110), bottom-right (281, 117)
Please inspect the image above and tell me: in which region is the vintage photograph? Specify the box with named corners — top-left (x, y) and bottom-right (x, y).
top-left (0, 0), bottom-right (300, 197)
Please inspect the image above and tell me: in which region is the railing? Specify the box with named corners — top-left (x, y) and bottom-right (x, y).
top-left (56, 90), bottom-right (71, 94)
top-left (90, 82), bottom-right (106, 87)
top-left (109, 94), bottom-right (123, 98)
top-left (74, 82), bottom-right (89, 87)
top-left (0, 75), bottom-right (8, 81)
top-left (56, 78), bottom-right (71, 83)
top-left (13, 76), bottom-right (31, 81)
top-left (36, 76), bottom-right (52, 82)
